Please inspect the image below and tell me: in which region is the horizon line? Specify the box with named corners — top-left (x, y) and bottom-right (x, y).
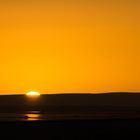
top-left (0, 92), bottom-right (140, 96)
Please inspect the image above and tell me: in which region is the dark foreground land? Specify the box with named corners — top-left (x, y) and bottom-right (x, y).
top-left (0, 93), bottom-right (140, 139)
top-left (1, 119), bottom-right (140, 139)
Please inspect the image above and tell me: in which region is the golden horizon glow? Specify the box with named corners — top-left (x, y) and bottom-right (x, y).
top-left (26, 91), bottom-right (41, 97)
top-left (0, 0), bottom-right (140, 94)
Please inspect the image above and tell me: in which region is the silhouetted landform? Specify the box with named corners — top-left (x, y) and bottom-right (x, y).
top-left (0, 93), bottom-right (140, 138)
top-left (0, 92), bottom-right (140, 114)
top-left (1, 119), bottom-right (140, 139)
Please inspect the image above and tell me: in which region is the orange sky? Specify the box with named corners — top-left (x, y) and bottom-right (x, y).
top-left (0, 0), bottom-right (140, 94)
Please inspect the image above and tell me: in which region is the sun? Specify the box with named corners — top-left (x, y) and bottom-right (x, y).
top-left (26, 91), bottom-right (41, 97)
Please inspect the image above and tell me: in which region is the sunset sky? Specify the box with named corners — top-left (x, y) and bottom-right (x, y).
top-left (0, 0), bottom-right (140, 94)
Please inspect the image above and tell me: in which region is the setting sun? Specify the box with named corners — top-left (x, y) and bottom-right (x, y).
top-left (26, 91), bottom-right (41, 97)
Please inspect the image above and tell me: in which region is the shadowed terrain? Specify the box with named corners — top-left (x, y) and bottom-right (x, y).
top-left (0, 93), bottom-right (140, 117)
top-left (0, 93), bottom-right (140, 139)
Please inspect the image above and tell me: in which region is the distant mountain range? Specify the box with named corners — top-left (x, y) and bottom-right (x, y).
top-left (0, 92), bottom-right (140, 107)
top-left (0, 92), bottom-right (140, 118)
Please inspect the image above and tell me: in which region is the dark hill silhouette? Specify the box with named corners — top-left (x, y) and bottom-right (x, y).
top-left (0, 93), bottom-right (140, 137)
top-left (0, 92), bottom-right (140, 106)
top-left (0, 93), bottom-right (139, 113)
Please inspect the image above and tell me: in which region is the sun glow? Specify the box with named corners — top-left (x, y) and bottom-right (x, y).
top-left (26, 91), bottom-right (41, 97)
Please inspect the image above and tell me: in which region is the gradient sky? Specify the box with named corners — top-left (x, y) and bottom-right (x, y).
top-left (0, 0), bottom-right (140, 94)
